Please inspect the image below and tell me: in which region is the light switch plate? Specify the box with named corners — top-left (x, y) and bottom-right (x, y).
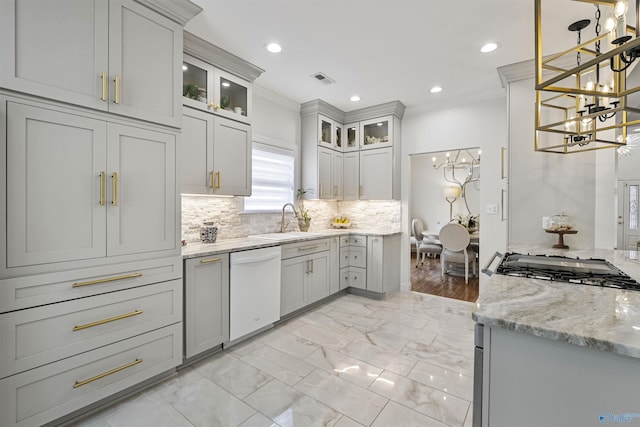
top-left (486, 204), bottom-right (498, 215)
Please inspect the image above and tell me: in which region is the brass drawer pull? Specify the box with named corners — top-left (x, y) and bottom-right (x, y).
top-left (112, 172), bottom-right (118, 206)
top-left (72, 273), bottom-right (142, 288)
top-left (99, 171), bottom-right (106, 206)
top-left (216, 171), bottom-right (221, 189)
top-left (114, 75), bottom-right (120, 104)
top-left (298, 245), bottom-right (320, 252)
top-left (73, 358), bottom-right (142, 388)
top-left (200, 258), bottom-right (221, 264)
top-left (210, 171), bottom-right (215, 189)
top-left (101, 71), bottom-right (108, 102)
top-left (73, 310), bottom-right (143, 331)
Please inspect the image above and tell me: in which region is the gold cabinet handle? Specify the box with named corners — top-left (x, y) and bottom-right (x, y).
top-left (72, 272), bottom-right (142, 288)
top-left (309, 259), bottom-right (314, 274)
top-left (99, 171), bottom-right (106, 206)
top-left (200, 257), bottom-right (221, 264)
top-left (501, 189), bottom-right (507, 222)
top-left (209, 103), bottom-right (220, 110)
top-left (101, 71), bottom-right (108, 102)
top-left (501, 147), bottom-right (507, 179)
top-left (73, 359), bottom-right (142, 388)
top-left (112, 172), bottom-right (118, 206)
top-left (298, 245), bottom-right (320, 252)
top-left (114, 75), bottom-right (120, 104)
top-left (216, 171), bottom-right (221, 189)
top-left (73, 310), bottom-right (143, 331)
top-left (210, 171), bottom-right (215, 189)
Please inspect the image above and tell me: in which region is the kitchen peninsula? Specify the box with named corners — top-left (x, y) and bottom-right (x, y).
top-left (473, 248), bottom-right (640, 427)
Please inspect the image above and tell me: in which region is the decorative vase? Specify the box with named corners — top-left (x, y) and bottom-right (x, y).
top-left (220, 96), bottom-right (230, 109)
top-left (297, 218), bottom-right (311, 232)
top-left (200, 221), bottom-right (218, 243)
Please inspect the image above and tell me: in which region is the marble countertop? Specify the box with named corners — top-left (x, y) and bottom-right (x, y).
top-left (473, 246), bottom-right (640, 359)
top-left (182, 228), bottom-right (401, 259)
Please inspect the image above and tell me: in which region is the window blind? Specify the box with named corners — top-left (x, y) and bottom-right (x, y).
top-left (244, 142), bottom-right (294, 212)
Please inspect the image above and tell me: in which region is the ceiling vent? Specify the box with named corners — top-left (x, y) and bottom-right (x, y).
top-left (311, 72), bottom-right (335, 85)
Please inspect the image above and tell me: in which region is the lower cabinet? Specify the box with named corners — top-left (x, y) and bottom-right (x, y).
top-left (280, 239), bottom-right (331, 317)
top-left (184, 253), bottom-right (229, 359)
top-left (366, 234), bottom-right (401, 296)
top-left (339, 234), bottom-right (367, 291)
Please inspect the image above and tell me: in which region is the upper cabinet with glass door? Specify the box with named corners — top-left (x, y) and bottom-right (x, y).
top-left (318, 115), bottom-right (343, 149)
top-left (344, 123), bottom-right (359, 152)
top-left (360, 115), bottom-right (393, 150)
top-left (182, 54), bottom-right (252, 124)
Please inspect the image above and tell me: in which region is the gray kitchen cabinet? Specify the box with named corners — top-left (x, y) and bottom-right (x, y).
top-left (360, 147), bottom-right (393, 200)
top-left (317, 147), bottom-right (342, 199)
top-left (181, 107), bottom-right (251, 196)
top-left (302, 100), bottom-right (403, 201)
top-left (329, 237), bottom-right (340, 295)
top-left (184, 254), bottom-right (229, 359)
top-left (339, 235), bottom-right (367, 291)
top-left (366, 234), bottom-right (401, 296)
top-left (3, 97), bottom-right (177, 274)
top-left (280, 239), bottom-right (331, 317)
top-left (0, 0), bottom-right (183, 127)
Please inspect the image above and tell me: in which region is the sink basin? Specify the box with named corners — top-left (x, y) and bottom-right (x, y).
top-left (250, 232), bottom-right (324, 240)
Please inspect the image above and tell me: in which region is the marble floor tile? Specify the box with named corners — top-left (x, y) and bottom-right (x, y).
top-left (238, 412), bottom-right (280, 427)
top-left (370, 401), bottom-right (450, 427)
top-left (157, 375), bottom-right (256, 426)
top-left (376, 320), bottom-right (439, 346)
top-left (304, 346), bottom-right (383, 388)
top-left (328, 299), bottom-right (381, 316)
top-left (261, 328), bottom-right (320, 359)
top-left (463, 406), bottom-right (473, 427)
top-left (297, 310), bottom-right (353, 333)
top-left (430, 332), bottom-right (475, 359)
top-left (401, 340), bottom-right (475, 377)
top-left (194, 353), bottom-right (272, 399)
top-left (333, 416), bottom-right (364, 427)
top-left (96, 390), bottom-right (193, 427)
top-left (244, 379), bottom-right (341, 427)
top-left (341, 340), bottom-right (417, 376)
top-left (368, 371), bottom-right (470, 427)
top-left (368, 306), bottom-right (429, 329)
top-left (238, 344), bottom-right (316, 386)
top-left (342, 324), bottom-right (409, 352)
top-left (408, 360), bottom-right (474, 401)
top-left (321, 307), bottom-right (382, 328)
top-left (292, 323), bottom-right (355, 351)
top-left (294, 369), bottom-right (388, 426)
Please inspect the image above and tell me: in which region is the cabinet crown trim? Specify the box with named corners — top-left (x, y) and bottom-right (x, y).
top-left (184, 31), bottom-right (265, 82)
top-left (134, 0), bottom-right (202, 25)
top-left (301, 99), bottom-right (406, 122)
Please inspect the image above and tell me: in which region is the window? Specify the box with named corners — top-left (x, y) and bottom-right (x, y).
top-left (244, 142), bottom-right (294, 212)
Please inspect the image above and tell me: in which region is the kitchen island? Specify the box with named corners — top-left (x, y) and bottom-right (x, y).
top-left (473, 248), bottom-right (640, 427)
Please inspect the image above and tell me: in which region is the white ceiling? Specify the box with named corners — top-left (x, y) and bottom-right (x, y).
top-left (185, 0), bottom-right (627, 113)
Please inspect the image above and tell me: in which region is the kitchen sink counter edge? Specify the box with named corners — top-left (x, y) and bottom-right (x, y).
top-left (473, 246), bottom-right (640, 359)
top-left (181, 228), bottom-right (402, 259)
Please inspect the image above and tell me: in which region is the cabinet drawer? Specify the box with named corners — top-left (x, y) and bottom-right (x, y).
top-left (0, 279), bottom-right (181, 379)
top-left (340, 235), bottom-right (367, 247)
top-left (0, 257), bottom-right (182, 314)
top-left (339, 267), bottom-right (366, 290)
top-left (339, 247), bottom-right (367, 269)
top-left (0, 324), bottom-right (181, 427)
top-left (281, 239), bottom-right (330, 259)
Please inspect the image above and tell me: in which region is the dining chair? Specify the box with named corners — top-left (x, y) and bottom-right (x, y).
top-left (439, 223), bottom-right (477, 284)
top-left (411, 219), bottom-right (442, 267)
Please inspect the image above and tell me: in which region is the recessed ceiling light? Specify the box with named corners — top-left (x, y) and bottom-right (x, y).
top-left (480, 42), bottom-right (500, 53)
top-left (430, 86), bottom-right (443, 93)
top-left (350, 95), bottom-right (361, 102)
top-left (265, 42), bottom-right (282, 53)
top-left (221, 81), bottom-right (231, 87)
top-left (182, 64), bottom-right (188, 71)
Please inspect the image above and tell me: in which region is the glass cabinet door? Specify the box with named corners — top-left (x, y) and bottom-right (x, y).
top-left (344, 122), bottom-right (359, 152)
top-left (335, 123), bottom-right (343, 150)
top-left (360, 115), bottom-right (393, 150)
top-left (183, 55), bottom-right (213, 111)
top-left (318, 115), bottom-right (333, 148)
top-left (213, 69), bottom-right (251, 124)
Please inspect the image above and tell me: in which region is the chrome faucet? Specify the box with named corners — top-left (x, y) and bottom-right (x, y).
top-left (281, 203), bottom-right (298, 232)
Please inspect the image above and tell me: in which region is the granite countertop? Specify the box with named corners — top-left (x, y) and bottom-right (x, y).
top-left (473, 246), bottom-right (640, 359)
top-left (182, 228), bottom-right (402, 259)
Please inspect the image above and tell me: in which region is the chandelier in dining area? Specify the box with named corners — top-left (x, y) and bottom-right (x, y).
top-left (431, 149), bottom-right (480, 190)
top-left (535, 0), bottom-right (640, 154)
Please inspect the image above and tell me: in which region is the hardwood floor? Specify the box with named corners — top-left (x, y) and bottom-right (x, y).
top-left (410, 253), bottom-right (479, 303)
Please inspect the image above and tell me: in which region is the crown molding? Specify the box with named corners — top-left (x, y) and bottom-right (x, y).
top-left (300, 99), bottom-right (345, 121)
top-left (183, 31), bottom-right (265, 82)
top-left (253, 85), bottom-right (301, 113)
top-left (345, 100), bottom-right (406, 122)
top-left (497, 59), bottom-right (535, 88)
top-left (134, 0), bottom-right (202, 26)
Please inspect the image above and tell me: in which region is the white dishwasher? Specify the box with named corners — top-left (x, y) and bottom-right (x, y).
top-left (229, 246), bottom-right (281, 341)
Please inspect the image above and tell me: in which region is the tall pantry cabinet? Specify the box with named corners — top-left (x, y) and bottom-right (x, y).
top-left (0, 1), bottom-right (201, 426)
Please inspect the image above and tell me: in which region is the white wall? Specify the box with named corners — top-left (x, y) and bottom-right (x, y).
top-left (401, 96), bottom-right (508, 293)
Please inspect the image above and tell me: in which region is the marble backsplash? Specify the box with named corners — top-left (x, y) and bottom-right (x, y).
top-left (181, 196), bottom-right (401, 242)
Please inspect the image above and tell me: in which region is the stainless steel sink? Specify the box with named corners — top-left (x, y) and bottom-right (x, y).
top-left (250, 232), bottom-right (324, 240)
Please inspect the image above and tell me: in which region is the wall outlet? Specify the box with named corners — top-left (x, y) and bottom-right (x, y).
top-left (485, 204), bottom-right (498, 215)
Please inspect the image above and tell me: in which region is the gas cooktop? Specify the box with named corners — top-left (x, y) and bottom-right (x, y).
top-left (495, 253), bottom-right (640, 291)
